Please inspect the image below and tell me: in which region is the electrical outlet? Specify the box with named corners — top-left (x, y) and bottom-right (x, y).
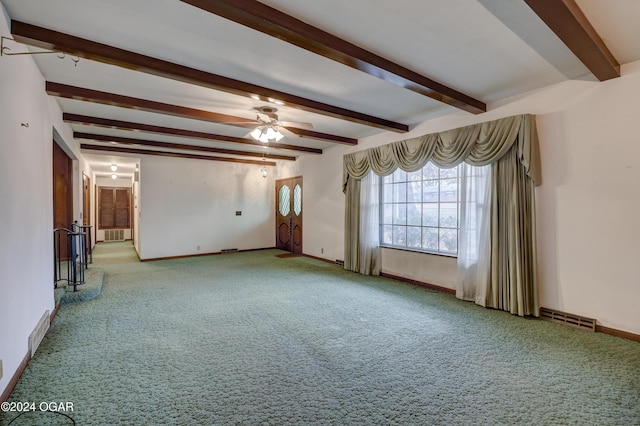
top-left (0, 359), bottom-right (3, 380)
top-left (197, 246), bottom-right (201, 251)
top-left (321, 248), bottom-right (324, 254)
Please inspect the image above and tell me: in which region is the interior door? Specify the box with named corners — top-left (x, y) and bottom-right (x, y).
top-left (99, 187), bottom-right (131, 229)
top-left (53, 141), bottom-right (73, 259)
top-left (276, 176), bottom-right (302, 254)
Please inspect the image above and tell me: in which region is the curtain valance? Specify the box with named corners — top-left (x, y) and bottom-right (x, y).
top-left (343, 114), bottom-right (540, 190)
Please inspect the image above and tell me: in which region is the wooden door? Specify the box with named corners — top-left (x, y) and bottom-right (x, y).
top-left (114, 188), bottom-right (130, 228)
top-left (275, 176), bottom-right (302, 254)
top-left (99, 187), bottom-right (131, 229)
top-left (53, 141), bottom-right (73, 258)
top-left (99, 187), bottom-right (115, 229)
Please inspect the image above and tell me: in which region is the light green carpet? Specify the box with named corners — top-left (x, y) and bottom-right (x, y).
top-left (2, 242), bottom-right (639, 425)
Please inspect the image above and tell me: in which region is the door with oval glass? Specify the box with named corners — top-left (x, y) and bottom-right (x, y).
top-left (275, 176), bottom-right (302, 254)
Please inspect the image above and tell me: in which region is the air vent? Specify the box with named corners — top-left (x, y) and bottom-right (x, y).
top-left (335, 259), bottom-right (345, 266)
top-left (540, 307), bottom-right (596, 332)
top-left (29, 311), bottom-right (50, 357)
top-left (105, 229), bottom-right (125, 242)
top-left (221, 248), bottom-right (238, 254)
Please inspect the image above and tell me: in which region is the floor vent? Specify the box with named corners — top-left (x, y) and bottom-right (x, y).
top-left (540, 307), bottom-right (596, 332)
top-left (28, 311), bottom-right (50, 357)
top-left (105, 229), bottom-right (125, 242)
top-left (335, 259), bottom-right (345, 266)
top-left (221, 248), bottom-right (238, 254)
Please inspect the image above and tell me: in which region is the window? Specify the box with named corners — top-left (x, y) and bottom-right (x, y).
top-left (380, 163), bottom-right (461, 255)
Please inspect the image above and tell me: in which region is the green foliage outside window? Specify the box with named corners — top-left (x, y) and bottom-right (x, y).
top-left (380, 163), bottom-right (460, 255)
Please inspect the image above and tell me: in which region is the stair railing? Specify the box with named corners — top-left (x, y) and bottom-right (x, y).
top-left (72, 221), bottom-right (93, 267)
top-left (53, 227), bottom-right (86, 292)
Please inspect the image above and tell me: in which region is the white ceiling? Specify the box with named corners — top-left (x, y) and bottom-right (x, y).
top-left (2, 0), bottom-right (639, 177)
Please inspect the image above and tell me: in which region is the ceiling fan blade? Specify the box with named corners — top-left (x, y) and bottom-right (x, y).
top-left (279, 127), bottom-right (298, 138)
top-left (256, 113), bottom-right (272, 123)
top-left (228, 120), bottom-right (261, 125)
top-left (207, 117), bottom-right (261, 127)
top-left (280, 121), bottom-right (314, 130)
top-left (243, 129), bottom-right (258, 139)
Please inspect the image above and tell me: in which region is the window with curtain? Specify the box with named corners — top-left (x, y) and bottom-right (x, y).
top-left (344, 114), bottom-right (541, 316)
top-left (380, 163), bottom-right (462, 255)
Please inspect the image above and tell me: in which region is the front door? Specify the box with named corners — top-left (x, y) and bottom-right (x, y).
top-left (275, 176), bottom-right (302, 254)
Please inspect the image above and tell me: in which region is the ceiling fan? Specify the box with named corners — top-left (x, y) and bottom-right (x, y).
top-left (246, 106), bottom-right (313, 143)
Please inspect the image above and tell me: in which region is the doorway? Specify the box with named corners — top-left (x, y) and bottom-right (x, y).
top-left (275, 176), bottom-right (302, 254)
top-left (53, 141), bottom-right (73, 258)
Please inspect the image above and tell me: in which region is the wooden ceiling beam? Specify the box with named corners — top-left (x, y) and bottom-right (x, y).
top-left (74, 132), bottom-right (296, 161)
top-left (524, 0), bottom-right (619, 81)
top-left (48, 82), bottom-right (350, 146)
top-left (64, 113), bottom-right (323, 154)
top-left (12, 20), bottom-right (406, 133)
top-left (179, 0), bottom-right (486, 114)
top-left (81, 144), bottom-right (277, 166)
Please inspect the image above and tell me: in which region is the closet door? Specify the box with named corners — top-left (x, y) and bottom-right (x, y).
top-left (99, 187), bottom-right (130, 229)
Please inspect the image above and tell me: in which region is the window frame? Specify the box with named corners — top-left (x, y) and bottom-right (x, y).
top-left (379, 163), bottom-right (461, 257)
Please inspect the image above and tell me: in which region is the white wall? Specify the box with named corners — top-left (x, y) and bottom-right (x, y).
top-left (76, 153), bottom-right (96, 246)
top-left (534, 63), bottom-right (640, 334)
top-left (138, 156), bottom-right (282, 259)
top-left (295, 145), bottom-right (345, 263)
top-left (298, 61), bottom-right (640, 335)
top-left (96, 177), bottom-right (133, 187)
top-left (0, 3), bottom-right (83, 396)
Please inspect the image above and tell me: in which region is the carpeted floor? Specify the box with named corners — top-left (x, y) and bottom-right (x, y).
top-left (2, 242), bottom-right (639, 425)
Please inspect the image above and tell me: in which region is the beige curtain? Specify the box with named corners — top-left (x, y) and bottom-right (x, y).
top-left (489, 146), bottom-right (539, 315)
top-left (344, 176), bottom-right (361, 272)
top-left (343, 114), bottom-right (541, 316)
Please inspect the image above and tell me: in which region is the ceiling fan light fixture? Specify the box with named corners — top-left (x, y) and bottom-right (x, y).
top-left (273, 129), bottom-right (284, 142)
top-left (250, 128), bottom-right (263, 140)
top-left (258, 130), bottom-right (270, 144)
top-left (251, 125), bottom-right (284, 144)
top-left (265, 126), bottom-right (277, 140)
